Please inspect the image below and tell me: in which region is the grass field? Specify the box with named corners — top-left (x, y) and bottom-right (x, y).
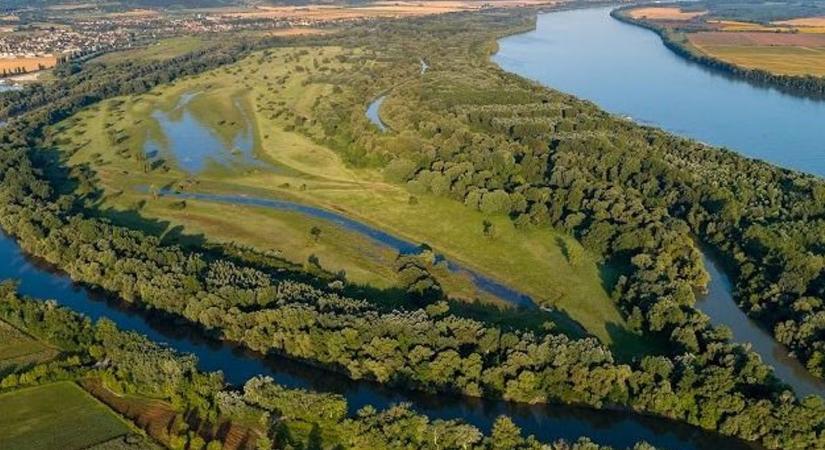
top-left (0, 382), bottom-right (131, 450)
top-left (92, 37), bottom-right (211, 65)
top-left (52, 43), bottom-right (644, 355)
top-left (0, 321), bottom-right (57, 373)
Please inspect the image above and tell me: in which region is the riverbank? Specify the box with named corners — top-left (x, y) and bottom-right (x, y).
top-left (491, 5), bottom-right (825, 394)
top-left (610, 5), bottom-right (825, 99)
top-left (3, 5), bottom-right (824, 449)
top-left (0, 232), bottom-right (755, 450)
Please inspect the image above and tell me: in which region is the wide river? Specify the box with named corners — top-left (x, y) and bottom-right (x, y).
top-left (494, 5), bottom-right (825, 399)
top-left (493, 6), bottom-right (825, 178)
top-left (4, 6), bottom-right (819, 448)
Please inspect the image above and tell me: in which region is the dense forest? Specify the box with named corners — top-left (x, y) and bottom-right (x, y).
top-left (691, 0), bottom-right (825, 22)
top-left (0, 5), bottom-right (824, 450)
top-left (1, 287), bottom-right (653, 449)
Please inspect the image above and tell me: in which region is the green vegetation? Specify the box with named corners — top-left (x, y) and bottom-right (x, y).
top-left (1, 5), bottom-right (825, 450)
top-left (0, 382), bottom-right (131, 450)
top-left (0, 321), bottom-right (57, 372)
top-left (0, 288), bottom-right (651, 450)
top-left (91, 37), bottom-right (213, 65)
top-left (53, 43), bottom-right (632, 348)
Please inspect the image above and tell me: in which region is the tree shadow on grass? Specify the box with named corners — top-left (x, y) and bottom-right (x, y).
top-left (598, 250), bottom-right (634, 299)
top-left (606, 322), bottom-right (669, 362)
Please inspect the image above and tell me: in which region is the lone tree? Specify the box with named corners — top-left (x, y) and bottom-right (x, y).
top-left (309, 226), bottom-right (322, 243)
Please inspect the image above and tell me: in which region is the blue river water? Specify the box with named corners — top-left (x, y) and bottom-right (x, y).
top-left (154, 189), bottom-right (534, 308)
top-left (0, 230), bottom-right (754, 449)
top-left (493, 6), bottom-right (825, 178)
top-left (493, 7), bottom-right (825, 399)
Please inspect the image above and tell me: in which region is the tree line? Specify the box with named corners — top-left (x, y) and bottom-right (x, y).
top-left (610, 6), bottom-right (825, 99)
top-left (0, 286), bottom-right (653, 450)
top-left (0, 8), bottom-right (822, 449)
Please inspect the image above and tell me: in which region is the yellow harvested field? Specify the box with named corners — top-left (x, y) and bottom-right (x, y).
top-left (223, 0), bottom-right (556, 20)
top-left (772, 17), bottom-right (825, 33)
top-left (689, 33), bottom-right (825, 76)
top-left (774, 16), bottom-right (825, 27)
top-left (0, 55), bottom-right (56, 74)
top-left (105, 9), bottom-right (160, 17)
top-left (628, 7), bottom-right (707, 21)
top-left (708, 19), bottom-right (788, 32)
top-left (267, 28), bottom-right (329, 37)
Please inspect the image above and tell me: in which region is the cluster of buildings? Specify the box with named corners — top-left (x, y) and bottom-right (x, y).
top-left (0, 13), bottom-right (322, 62)
top-left (0, 27), bottom-right (111, 59)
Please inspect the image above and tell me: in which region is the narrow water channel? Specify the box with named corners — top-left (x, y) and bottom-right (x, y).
top-left (365, 57), bottom-right (428, 131)
top-left (154, 189), bottom-right (534, 308)
top-left (494, 6), bottom-right (825, 401)
top-left (697, 250), bottom-right (825, 398)
top-left (0, 231), bottom-right (755, 450)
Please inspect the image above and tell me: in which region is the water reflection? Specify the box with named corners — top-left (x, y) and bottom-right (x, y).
top-left (154, 188), bottom-right (535, 308)
top-left (145, 92), bottom-right (260, 174)
top-left (697, 249), bottom-right (825, 398)
top-left (493, 7), bottom-right (825, 178)
top-left (0, 231), bottom-right (755, 449)
top-left (366, 95), bottom-right (388, 131)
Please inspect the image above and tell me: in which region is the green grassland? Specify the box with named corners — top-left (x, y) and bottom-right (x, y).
top-left (0, 382), bottom-right (132, 450)
top-left (0, 321), bottom-right (57, 373)
top-left (52, 43), bottom-right (644, 354)
top-left (91, 36), bottom-right (215, 65)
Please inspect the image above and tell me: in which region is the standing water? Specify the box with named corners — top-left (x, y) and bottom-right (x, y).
top-left (146, 92), bottom-right (259, 174)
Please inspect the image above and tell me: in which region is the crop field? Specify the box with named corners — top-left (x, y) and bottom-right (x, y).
top-left (52, 41), bottom-right (644, 354)
top-left (220, 0), bottom-right (556, 21)
top-left (0, 321), bottom-right (57, 372)
top-left (628, 7), bottom-right (707, 21)
top-left (774, 15), bottom-right (825, 32)
top-left (706, 19), bottom-right (789, 32)
top-left (689, 31), bottom-right (825, 75)
top-left (626, 6), bottom-right (825, 77)
top-left (82, 378), bottom-right (262, 450)
top-left (92, 36), bottom-right (214, 64)
top-left (0, 56), bottom-right (56, 74)
top-left (0, 382), bottom-right (131, 450)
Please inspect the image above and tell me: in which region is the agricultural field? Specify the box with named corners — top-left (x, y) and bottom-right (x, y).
top-left (81, 378), bottom-right (261, 450)
top-left (628, 6), bottom-right (706, 21)
top-left (52, 41), bottom-right (642, 354)
top-left (0, 55), bottom-right (56, 75)
top-left (91, 36), bottom-right (211, 65)
top-left (215, 0), bottom-right (557, 21)
top-left (688, 31), bottom-right (825, 75)
top-left (623, 4), bottom-right (825, 76)
top-left (0, 321), bottom-right (57, 373)
top-left (0, 382), bottom-right (132, 450)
